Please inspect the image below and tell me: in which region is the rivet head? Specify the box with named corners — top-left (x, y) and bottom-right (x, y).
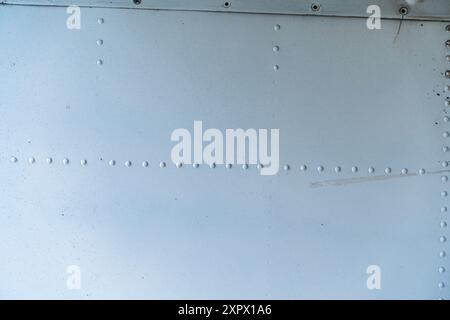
top-left (97, 18), bottom-right (104, 24)
top-left (193, 163), bottom-right (199, 168)
top-left (96, 39), bottom-right (103, 46)
top-left (443, 176), bottom-right (449, 182)
top-left (335, 166), bottom-right (341, 173)
top-left (385, 167), bottom-right (392, 174)
top-left (445, 85), bottom-right (450, 91)
top-left (125, 161), bottom-right (132, 167)
top-left (274, 24), bottom-right (281, 31)
top-left (445, 116), bottom-right (450, 122)
top-left (444, 146), bottom-right (449, 153)
top-left (242, 164), bottom-right (249, 170)
top-left (351, 166), bottom-right (358, 173)
top-left (444, 131), bottom-right (449, 138)
top-left (210, 162), bottom-right (216, 169)
top-left (440, 251), bottom-right (447, 258)
top-left (273, 65), bottom-right (280, 71)
top-left (446, 101), bottom-right (450, 107)
top-left (317, 165), bottom-right (324, 172)
top-left (441, 206), bottom-right (447, 213)
top-left (443, 161), bottom-right (449, 168)
top-left (446, 25), bottom-right (450, 32)
top-left (283, 164), bottom-right (290, 171)
top-left (300, 165), bottom-right (307, 171)
top-left (368, 167), bottom-right (375, 174)
top-left (401, 168), bottom-right (408, 175)
top-left (142, 161), bottom-right (149, 167)
top-left (10, 156), bottom-right (18, 163)
top-left (28, 157), bottom-right (35, 164)
top-left (81, 159), bottom-right (87, 166)
top-left (419, 168), bottom-right (426, 175)
top-left (256, 164), bottom-right (263, 170)
top-left (46, 157), bottom-right (53, 164)
top-left (439, 266), bottom-right (446, 273)
top-left (438, 282), bottom-right (445, 289)
top-left (97, 59), bottom-right (103, 65)
top-left (440, 236), bottom-right (447, 243)
top-left (62, 158), bottom-right (69, 165)
top-left (446, 40), bottom-right (450, 48)
top-left (441, 221), bottom-right (448, 228)
top-left (176, 162), bottom-right (183, 168)
top-left (446, 70), bottom-right (450, 79)
top-left (442, 191), bottom-right (448, 197)
top-left (226, 163), bottom-right (232, 169)
top-left (159, 162), bottom-right (166, 168)
top-left (272, 46), bottom-right (280, 52)
top-left (109, 160), bottom-right (116, 166)
top-left (447, 56), bottom-right (450, 62)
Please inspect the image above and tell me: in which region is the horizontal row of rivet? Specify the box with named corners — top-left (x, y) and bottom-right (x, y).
top-left (6, 157), bottom-right (430, 175)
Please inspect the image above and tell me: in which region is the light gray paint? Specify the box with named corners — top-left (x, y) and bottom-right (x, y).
top-left (0, 2), bottom-right (449, 299)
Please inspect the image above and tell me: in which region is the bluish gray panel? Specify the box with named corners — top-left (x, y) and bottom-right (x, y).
top-left (0, 5), bottom-right (449, 299)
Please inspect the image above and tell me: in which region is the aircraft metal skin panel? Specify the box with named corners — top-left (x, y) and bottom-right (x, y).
top-left (0, 3), bottom-right (449, 299)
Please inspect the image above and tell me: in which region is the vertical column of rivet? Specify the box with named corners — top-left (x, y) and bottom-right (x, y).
top-left (97, 17), bottom-right (104, 66)
top-left (439, 25), bottom-right (450, 297)
top-left (273, 24), bottom-right (281, 71)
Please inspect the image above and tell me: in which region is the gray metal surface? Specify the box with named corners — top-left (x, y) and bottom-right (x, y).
top-left (0, 2), bottom-right (449, 299)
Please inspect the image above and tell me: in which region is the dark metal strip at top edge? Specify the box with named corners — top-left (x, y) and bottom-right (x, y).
top-left (1, 0), bottom-right (450, 21)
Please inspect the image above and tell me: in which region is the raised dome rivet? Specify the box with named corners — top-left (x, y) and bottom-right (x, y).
top-left (10, 156), bottom-right (18, 163)
top-left (317, 166), bottom-right (324, 172)
top-left (273, 65), bottom-right (280, 71)
top-left (283, 164), bottom-right (290, 171)
top-left (446, 70), bottom-right (450, 78)
top-left (440, 236), bottom-right (447, 243)
top-left (441, 221), bottom-right (448, 228)
top-left (368, 167), bottom-right (375, 174)
top-left (28, 157), bottom-right (35, 164)
top-left (109, 160), bottom-right (116, 166)
top-left (46, 157), bottom-right (53, 164)
top-left (445, 116), bottom-right (450, 122)
top-left (401, 168), bottom-right (408, 175)
top-left (351, 166), bottom-right (358, 173)
top-left (97, 59), bottom-right (103, 65)
top-left (273, 46), bottom-right (280, 52)
top-left (256, 164), bottom-right (263, 169)
top-left (176, 162), bottom-right (183, 168)
top-left (142, 161), bottom-right (149, 167)
top-left (210, 162), bottom-right (216, 169)
top-left (443, 161), bottom-right (449, 168)
top-left (62, 158), bottom-right (69, 165)
top-left (242, 164), bottom-right (249, 170)
top-left (226, 163), bottom-right (232, 169)
top-left (193, 163), bottom-right (199, 168)
top-left (335, 166), bottom-right (341, 173)
top-left (274, 24), bottom-right (281, 31)
top-left (419, 168), bottom-right (426, 175)
top-left (443, 176), bottom-right (449, 182)
top-left (446, 40), bottom-right (450, 48)
top-left (96, 39), bottom-right (103, 46)
top-left (97, 18), bottom-right (104, 24)
top-left (159, 162), bottom-right (166, 168)
top-left (447, 25), bottom-right (450, 32)
top-left (446, 85), bottom-right (450, 91)
top-left (447, 56), bottom-right (450, 62)
top-left (444, 146), bottom-right (449, 152)
top-left (439, 266), bottom-right (446, 273)
top-left (444, 131), bottom-right (450, 138)
top-left (441, 206), bottom-right (447, 213)
top-left (385, 167), bottom-right (392, 174)
top-left (442, 191), bottom-right (448, 197)
top-left (440, 251), bottom-right (447, 258)
top-left (438, 282), bottom-right (445, 289)
top-left (446, 101), bottom-right (450, 107)
top-left (300, 165), bottom-right (307, 171)
top-left (81, 159), bottom-right (87, 166)
top-left (125, 161), bottom-right (132, 167)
